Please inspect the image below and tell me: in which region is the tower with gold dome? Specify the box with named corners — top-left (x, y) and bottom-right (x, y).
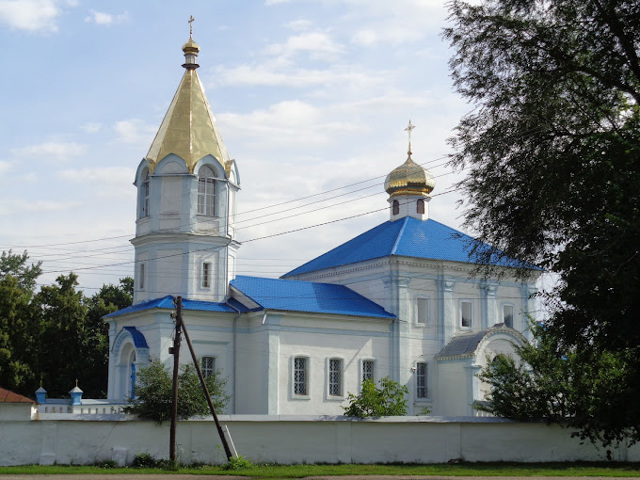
top-left (384, 120), bottom-right (436, 222)
top-left (131, 31), bottom-right (240, 304)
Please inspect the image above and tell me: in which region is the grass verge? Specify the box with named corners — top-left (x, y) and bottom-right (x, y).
top-left (1, 462), bottom-right (640, 477)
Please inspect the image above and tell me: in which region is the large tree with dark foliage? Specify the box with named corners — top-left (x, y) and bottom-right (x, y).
top-left (445, 0), bottom-right (640, 447)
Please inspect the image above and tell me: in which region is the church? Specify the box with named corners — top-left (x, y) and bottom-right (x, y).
top-left (104, 33), bottom-right (540, 417)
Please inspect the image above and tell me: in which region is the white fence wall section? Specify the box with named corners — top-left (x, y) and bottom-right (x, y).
top-left (1, 413), bottom-right (639, 466)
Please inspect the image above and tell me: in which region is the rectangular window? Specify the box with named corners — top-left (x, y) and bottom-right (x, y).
top-left (139, 263), bottom-right (145, 290)
top-left (293, 357), bottom-right (308, 396)
top-left (503, 304), bottom-right (514, 328)
top-left (329, 358), bottom-right (343, 396)
top-left (201, 356), bottom-right (215, 378)
top-left (416, 362), bottom-right (428, 399)
top-left (202, 262), bottom-right (211, 288)
top-left (416, 297), bottom-right (429, 325)
top-left (461, 301), bottom-right (472, 328)
top-left (362, 360), bottom-right (375, 383)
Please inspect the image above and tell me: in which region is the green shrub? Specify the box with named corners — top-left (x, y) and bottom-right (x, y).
top-left (343, 376), bottom-right (408, 418)
top-left (124, 359), bottom-right (229, 423)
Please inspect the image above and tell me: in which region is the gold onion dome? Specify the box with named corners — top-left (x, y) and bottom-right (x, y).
top-left (182, 36), bottom-right (200, 55)
top-left (384, 151), bottom-right (436, 197)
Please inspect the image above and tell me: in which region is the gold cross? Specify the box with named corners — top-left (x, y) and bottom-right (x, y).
top-left (188, 15), bottom-right (195, 36)
top-left (404, 120), bottom-right (415, 155)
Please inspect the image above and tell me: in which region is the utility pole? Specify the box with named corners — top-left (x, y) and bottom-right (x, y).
top-left (169, 296), bottom-right (183, 462)
top-left (181, 318), bottom-right (234, 461)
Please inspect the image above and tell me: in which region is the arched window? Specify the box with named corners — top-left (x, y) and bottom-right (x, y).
top-left (417, 199), bottom-right (425, 214)
top-left (392, 200), bottom-right (399, 215)
top-left (140, 170), bottom-right (150, 218)
top-left (197, 166), bottom-right (217, 216)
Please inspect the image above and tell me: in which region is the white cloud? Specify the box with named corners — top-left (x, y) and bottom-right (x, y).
top-left (213, 62), bottom-right (383, 90)
top-left (113, 119), bottom-right (156, 146)
top-left (0, 198), bottom-right (80, 215)
top-left (84, 9), bottom-right (129, 26)
top-left (80, 122), bottom-right (102, 134)
top-left (0, 0), bottom-right (62, 33)
top-left (286, 19), bottom-right (313, 32)
top-left (265, 32), bottom-right (344, 62)
top-left (0, 160), bottom-right (13, 176)
top-left (220, 100), bottom-right (362, 149)
top-left (56, 166), bottom-right (134, 184)
top-left (11, 141), bottom-right (86, 162)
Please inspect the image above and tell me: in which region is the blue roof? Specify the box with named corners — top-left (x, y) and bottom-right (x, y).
top-left (104, 295), bottom-right (247, 318)
top-left (230, 275), bottom-right (395, 319)
top-left (123, 326), bottom-right (149, 348)
top-left (283, 217), bottom-right (534, 277)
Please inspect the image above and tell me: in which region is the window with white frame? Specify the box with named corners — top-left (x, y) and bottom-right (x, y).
top-left (416, 362), bottom-right (428, 399)
top-left (141, 170), bottom-right (150, 218)
top-left (460, 300), bottom-right (473, 328)
top-left (202, 262), bottom-right (211, 288)
top-left (417, 198), bottom-right (425, 214)
top-left (201, 356), bottom-right (215, 378)
top-left (392, 199), bottom-right (399, 215)
top-left (416, 297), bottom-right (429, 325)
top-left (503, 304), bottom-right (514, 328)
top-left (139, 263), bottom-right (145, 290)
top-left (293, 357), bottom-right (308, 396)
top-left (197, 166), bottom-right (217, 216)
top-left (362, 359), bottom-right (375, 383)
top-left (328, 358), bottom-right (343, 396)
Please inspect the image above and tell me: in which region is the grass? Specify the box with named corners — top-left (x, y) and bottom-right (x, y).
top-left (1, 462), bottom-right (640, 477)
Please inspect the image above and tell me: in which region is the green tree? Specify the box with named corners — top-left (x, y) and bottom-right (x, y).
top-left (343, 376), bottom-right (408, 418)
top-left (124, 359), bottom-right (229, 423)
top-left (0, 251), bottom-right (42, 394)
top-left (477, 324), bottom-right (638, 447)
top-left (83, 277), bottom-right (134, 397)
top-left (445, 0), bottom-right (640, 446)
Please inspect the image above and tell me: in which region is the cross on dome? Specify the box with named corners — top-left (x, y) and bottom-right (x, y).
top-left (404, 120), bottom-right (415, 156)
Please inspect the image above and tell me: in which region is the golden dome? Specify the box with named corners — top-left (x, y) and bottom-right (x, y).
top-left (384, 153), bottom-right (435, 197)
top-left (182, 37), bottom-right (200, 55)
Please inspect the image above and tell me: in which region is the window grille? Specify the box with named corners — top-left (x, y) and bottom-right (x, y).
top-left (202, 262), bottom-right (211, 288)
top-left (416, 362), bottom-right (427, 398)
top-left (329, 358), bottom-right (342, 396)
top-left (201, 356), bottom-right (215, 378)
top-left (294, 357), bottom-right (307, 395)
top-left (362, 360), bottom-right (374, 382)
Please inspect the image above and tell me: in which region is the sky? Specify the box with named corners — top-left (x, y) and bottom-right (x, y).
top-left (0, 0), bottom-right (475, 295)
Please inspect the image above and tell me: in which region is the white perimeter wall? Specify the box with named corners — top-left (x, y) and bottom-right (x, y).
top-left (1, 413), bottom-right (639, 466)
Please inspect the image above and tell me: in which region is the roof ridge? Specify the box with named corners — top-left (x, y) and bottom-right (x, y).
top-left (390, 217), bottom-right (410, 255)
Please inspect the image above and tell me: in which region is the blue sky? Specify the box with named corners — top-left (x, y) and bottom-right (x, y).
top-left (0, 0), bottom-right (472, 294)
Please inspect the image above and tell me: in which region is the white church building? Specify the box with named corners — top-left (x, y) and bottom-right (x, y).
top-left (105, 34), bottom-right (540, 417)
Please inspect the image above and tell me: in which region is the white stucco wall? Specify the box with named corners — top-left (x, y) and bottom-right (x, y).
top-left (1, 414), bottom-right (638, 466)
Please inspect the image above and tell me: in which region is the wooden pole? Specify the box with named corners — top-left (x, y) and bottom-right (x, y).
top-left (169, 296), bottom-right (183, 462)
top-left (181, 317), bottom-right (234, 461)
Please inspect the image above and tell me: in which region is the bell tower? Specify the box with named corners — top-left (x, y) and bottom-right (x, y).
top-left (131, 27), bottom-right (240, 303)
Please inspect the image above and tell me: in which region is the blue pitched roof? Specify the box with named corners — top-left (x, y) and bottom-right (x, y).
top-left (230, 275), bottom-right (395, 319)
top-left (283, 217), bottom-right (533, 277)
top-left (104, 295), bottom-right (248, 319)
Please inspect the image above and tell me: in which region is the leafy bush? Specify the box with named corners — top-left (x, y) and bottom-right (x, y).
top-left (343, 376), bottom-right (408, 418)
top-left (124, 359), bottom-right (229, 423)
